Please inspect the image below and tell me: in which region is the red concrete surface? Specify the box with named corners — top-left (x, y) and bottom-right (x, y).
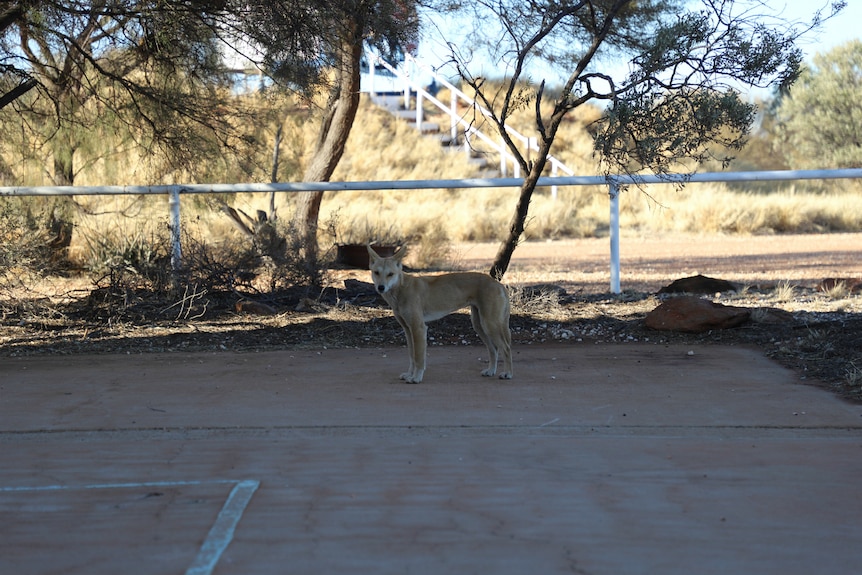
top-left (1, 344), bottom-right (861, 574)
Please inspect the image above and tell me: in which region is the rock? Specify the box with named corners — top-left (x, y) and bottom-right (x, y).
top-left (751, 307), bottom-right (795, 324)
top-left (657, 274), bottom-right (737, 295)
top-left (235, 300), bottom-right (277, 315)
top-left (645, 296), bottom-right (750, 333)
top-left (336, 244), bottom-right (399, 269)
top-left (343, 278), bottom-right (376, 294)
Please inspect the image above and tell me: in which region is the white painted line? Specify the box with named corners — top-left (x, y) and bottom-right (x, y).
top-left (0, 479), bottom-right (261, 575)
top-left (0, 479), bottom-right (237, 493)
top-left (539, 417), bottom-right (561, 427)
top-left (185, 479), bottom-right (260, 575)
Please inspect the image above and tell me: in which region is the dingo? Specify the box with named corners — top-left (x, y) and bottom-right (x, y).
top-left (368, 245), bottom-right (513, 383)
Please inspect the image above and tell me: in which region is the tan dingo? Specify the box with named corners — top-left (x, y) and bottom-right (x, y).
top-left (368, 245), bottom-right (513, 383)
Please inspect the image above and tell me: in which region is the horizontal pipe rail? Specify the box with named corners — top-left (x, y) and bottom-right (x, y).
top-left (2, 168), bottom-right (860, 293)
top-left (3, 169), bottom-right (861, 197)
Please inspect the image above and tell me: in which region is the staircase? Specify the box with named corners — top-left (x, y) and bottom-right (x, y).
top-left (362, 51), bottom-right (576, 189)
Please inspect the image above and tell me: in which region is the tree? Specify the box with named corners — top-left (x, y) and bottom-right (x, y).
top-left (1, 1), bottom-right (240, 185)
top-left (774, 39), bottom-right (862, 170)
top-left (0, 2), bottom-right (37, 109)
top-left (2, 1), bottom-right (417, 272)
top-left (227, 0), bottom-right (418, 267)
top-left (1, 1), bottom-right (254, 262)
top-left (433, 0), bottom-right (841, 279)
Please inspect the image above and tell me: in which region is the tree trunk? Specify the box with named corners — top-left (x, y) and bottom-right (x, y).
top-left (269, 122), bottom-right (283, 219)
top-left (53, 145), bottom-right (75, 186)
top-left (295, 30), bottom-right (363, 268)
top-left (489, 171), bottom-right (539, 280)
top-left (490, 147), bottom-right (551, 280)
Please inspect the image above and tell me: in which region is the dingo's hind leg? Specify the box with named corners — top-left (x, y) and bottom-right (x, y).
top-left (495, 325), bottom-right (513, 379)
top-left (471, 306), bottom-right (500, 377)
top-left (496, 302), bottom-right (513, 379)
top-left (485, 299), bottom-right (513, 380)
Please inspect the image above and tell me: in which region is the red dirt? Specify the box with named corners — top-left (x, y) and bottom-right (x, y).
top-left (453, 232), bottom-right (862, 293)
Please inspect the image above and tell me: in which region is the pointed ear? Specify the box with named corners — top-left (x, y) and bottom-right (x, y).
top-left (393, 244), bottom-right (407, 262)
top-left (367, 244), bottom-right (381, 264)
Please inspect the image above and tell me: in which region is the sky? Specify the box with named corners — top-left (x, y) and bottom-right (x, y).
top-left (413, 1), bottom-right (861, 96)
top-left (774, 0), bottom-right (861, 60)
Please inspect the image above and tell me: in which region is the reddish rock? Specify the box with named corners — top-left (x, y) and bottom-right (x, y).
top-left (751, 307), bottom-right (795, 325)
top-left (235, 300), bottom-right (278, 315)
top-left (337, 244), bottom-right (399, 269)
top-left (657, 274), bottom-right (737, 295)
top-left (645, 296), bottom-right (750, 333)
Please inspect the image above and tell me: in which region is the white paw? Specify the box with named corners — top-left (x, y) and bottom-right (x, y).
top-left (498, 372), bottom-right (513, 380)
top-left (481, 368), bottom-right (496, 377)
top-left (401, 372), bottom-right (422, 384)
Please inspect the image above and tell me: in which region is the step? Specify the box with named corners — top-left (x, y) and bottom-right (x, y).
top-left (370, 94), bottom-right (407, 110)
top-left (411, 121), bottom-right (441, 134)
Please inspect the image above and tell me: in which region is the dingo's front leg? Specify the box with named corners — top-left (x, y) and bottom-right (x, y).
top-left (401, 317), bottom-right (427, 383)
top-left (393, 313), bottom-right (416, 381)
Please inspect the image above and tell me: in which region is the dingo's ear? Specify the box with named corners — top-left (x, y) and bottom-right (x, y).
top-left (393, 245), bottom-right (407, 261)
top-left (367, 244), bottom-right (381, 263)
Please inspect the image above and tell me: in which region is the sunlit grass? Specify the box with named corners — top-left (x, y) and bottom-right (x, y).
top-left (6, 88), bottom-right (862, 265)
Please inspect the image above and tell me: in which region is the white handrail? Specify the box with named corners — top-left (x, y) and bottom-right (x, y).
top-left (4, 168), bottom-right (862, 293)
top-left (366, 51), bottom-right (574, 188)
top-left (404, 54), bottom-right (575, 179)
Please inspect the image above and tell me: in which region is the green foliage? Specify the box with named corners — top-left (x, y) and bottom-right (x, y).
top-left (442, 0), bottom-right (812, 277)
top-left (178, 216), bottom-right (324, 294)
top-left (230, 0), bottom-right (418, 93)
top-left (0, 2), bottom-right (245, 185)
top-left (774, 40), bottom-right (862, 169)
top-left (591, 3), bottom-right (801, 174)
top-left (0, 199), bottom-right (51, 274)
top-left (80, 225), bottom-right (173, 291)
top-left (596, 89), bottom-right (756, 173)
top-left (0, 197), bottom-right (72, 315)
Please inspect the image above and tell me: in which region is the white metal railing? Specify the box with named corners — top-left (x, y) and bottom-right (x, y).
top-left (365, 51), bottom-right (575, 195)
top-left (3, 168), bottom-right (861, 293)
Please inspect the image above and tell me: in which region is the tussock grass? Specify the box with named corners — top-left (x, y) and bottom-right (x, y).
top-left (507, 284), bottom-right (564, 317)
top-left (821, 280), bottom-right (852, 300)
top-left (771, 281), bottom-right (798, 303)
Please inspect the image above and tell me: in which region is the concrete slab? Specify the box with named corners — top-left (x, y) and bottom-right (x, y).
top-left (1, 344), bottom-right (861, 574)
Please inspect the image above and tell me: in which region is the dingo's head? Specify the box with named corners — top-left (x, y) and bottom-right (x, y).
top-left (367, 245), bottom-right (406, 295)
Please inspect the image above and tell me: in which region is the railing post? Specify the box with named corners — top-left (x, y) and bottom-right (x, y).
top-left (416, 90), bottom-right (424, 129)
top-left (551, 163), bottom-right (558, 200)
top-left (169, 185), bottom-right (182, 274)
top-left (609, 179), bottom-right (621, 294)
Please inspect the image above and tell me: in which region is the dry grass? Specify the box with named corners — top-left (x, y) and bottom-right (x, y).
top-left (314, 182), bottom-right (862, 249)
top-left (4, 87), bottom-right (862, 273)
